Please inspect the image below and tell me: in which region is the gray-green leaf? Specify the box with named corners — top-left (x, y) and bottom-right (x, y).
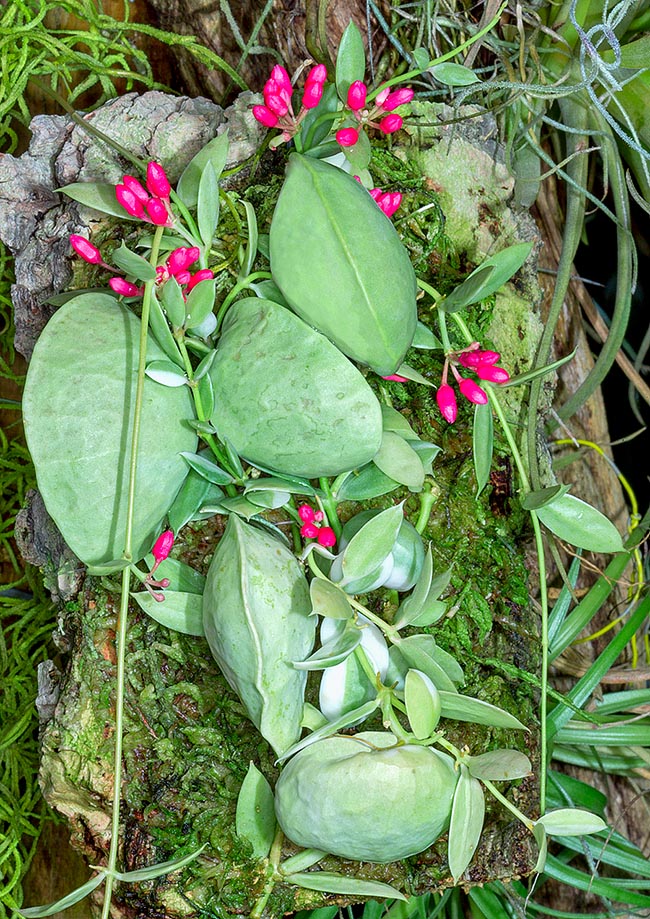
top-left (536, 494), bottom-right (624, 553)
top-left (285, 871), bottom-right (407, 902)
top-left (235, 762), bottom-right (276, 859)
top-left (132, 589), bottom-right (204, 636)
top-left (466, 749), bottom-right (532, 780)
top-left (448, 765), bottom-right (485, 881)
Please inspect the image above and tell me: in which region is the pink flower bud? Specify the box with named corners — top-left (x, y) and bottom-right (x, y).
top-left (458, 377), bottom-right (488, 404)
top-left (302, 80), bottom-right (324, 109)
top-left (270, 65), bottom-right (292, 95)
top-left (174, 270), bottom-right (191, 285)
top-left (369, 187), bottom-right (383, 201)
top-left (377, 192), bottom-right (402, 217)
top-left (167, 247), bottom-right (189, 275)
top-left (69, 234), bottom-right (103, 265)
top-left (379, 114), bottom-right (403, 134)
top-left (382, 87), bottom-right (414, 110)
top-left (475, 364), bottom-right (510, 384)
top-left (375, 87), bottom-right (390, 107)
top-left (336, 127), bottom-right (359, 147)
top-left (146, 198), bottom-right (171, 226)
top-left (317, 527), bottom-right (337, 547)
top-left (298, 504), bottom-right (316, 523)
top-left (300, 522), bottom-right (319, 539)
top-left (459, 348), bottom-right (501, 368)
top-left (187, 269), bottom-right (214, 291)
top-left (152, 529), bottom-right (174, 562)
top-left (436, 383), bottom-right (457, 423)
top-left (347, 80), bottom-right (367, 111)
top-left (146, 161), bottom-right (171, 199)
top-left (116, 184), bottom-right (145, 218)
top-left (253, 105), bottom-right (279, 128)
top-left (264, 80), bottom-right (291, 116)
top-left (314, 511), bottom-right (324, 522)
top-left (381, 373), bottom-right (408, 382)
top-left (186, 246), bottom-right (201, 266)
top-left (122, 175), bottom-right (150, 204)
top-left (109, 277), bottom-right (142, 297)
top-left (306, 64), bottom-right (327, 85)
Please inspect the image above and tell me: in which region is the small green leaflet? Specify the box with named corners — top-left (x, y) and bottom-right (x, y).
top-left (132, 590), bottom-right (204, 636)
top-left (310, 578), bottom-right (353, 620)
top-left (438, 690), bottom-right (527, 729)
top-left (473, 402), bottom-right (493, 496)
top-left (341, 503), bottom-right (404, 582)
top-left (520, 483), bottom-right (571, 510)
top-left (235, 762), bottom-right (276, 859)
top-left (404, 669), bottom-right (441, 738)
top-left (110, 242), bottom-right (157, 281)
top-left (335, 21), bottom-right (366, 100)
top-left (145, 360), bottom-right (188, 387)
top-left (536, 808), bottom-right (607, 837)
top-left (285, 871), bottom-right (407, 902)
top-left (373, 431), bottom-right (425, 491)
top-left (177, 131), bottom-right (229, 208)
top-left (448, 765), bottom-right (485, 882)
top-left (429, 62), bottom-right (480, 86)
top-left (197, 161), bottom-right (220, 248)
top-left (181, 451), bottom-right (234, 485)
top-left (466, 749), bottom-right (532, 780)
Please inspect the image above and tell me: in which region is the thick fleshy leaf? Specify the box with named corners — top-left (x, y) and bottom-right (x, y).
top-left (142, 555), bottom-right (205, 594)
top-left (177, 132), bottom-right (229, 208)
top-left (132, 589), bottom-right (204, 636)
top-left (310, 578), bottom-right (353, 620)
top-left (473, 402), bottom-right (493, 496)
top-left (270, 155), bottom-right (417, 375)
top-left (341, 503), bottom-right (404, 583)
top-left (448, 765), bottom-right (485, 881)
top-left (111, 242), bottom-right (157, 281)
top-left (149, 288), bottom-right (184, 366)
top-left (235, 762), bottom-right (276, 859)
top-left (467, 749), bottom-right (532, 780)
top-left (239, 201), bottom-right (258, 279)
top-left (405, 669), bottom-right (441, 738)
top-left (293, 622), bottom-right (362, 670)
top-left (145, 360), bottom-right (188, 387)
top-left (429, 62), bottom-right (480, 86)
top-left (181, 451), bottom-right (234, 485)
top-left (438, 690), bottom-right (527, 729)
top-left (160, 277), bottom-right (187, 328)
top-left (442, 242), bottom-right (533, 311)
top-left (244, 476), bottom-right (316, 498)
top-left (335, 21), bottom-right (366, 99)
top-left (533, 822), bottom-right (548, 873)
top-left (520, 483), bottom-right (572, 510)
top-left (536, 808), bottom-right (608, 836)
top-left (335, 463), bottom-right (401, 501)
top-left (60, 182), bottom-right (139, 220)
top-left (184, 279), bottom-right (216, 330)
top-left (393, 635), bottom-right (461, 692)
top-left (197, 162), bottom-right (220, 248)
top-left (167, 470), bottom-right (222, 532)
top-left (286, 872), bottom-right (407, 902)
top-left (373, 431), bottom-right (425, 491)
top-left (277, 699), bottom-right (380, 762)
top-left (381, 403), bottom-right (418, 439)
top-left (210, 298), bottom-right (382, 478)
top-left (22, 294), bottom-right (196, 567)
top-left (536, 493), bottom-right (624, 552)
top-left (412, 321), bottom-right (443, 350)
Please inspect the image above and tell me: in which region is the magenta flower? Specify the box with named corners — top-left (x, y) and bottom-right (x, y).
top-left (379, 114), bottom-right (403, 134)
top-left (152, 529), bottom-right (174, 564)
top-left (317, 527), bottom-right (337, 547)
top-left (458, 377), bottom-right (488, 405)
top-left (116, 184), bottom-right (146, 219)
top-left (302, 80), bottom-right (324, 110)
top-left (300, 522), bottom-right (320, 539)
top-left (475, 364), bottom-right (510, 383)
top-left (69, 234), bottom-right (103, 265)
top-left (298, 504), bottom-right (316, 523)
top-left (270, 65), bottom-right (292, 95)
top-left (381, 88), bottom-right (414, 111)
top-left (347, 80), bottom-right (368, 111)
top-left (252, 104), bottom-right (279, 128)
top-left (336, 127), bottom-right (359, 147)
top-left (122, 175), bottom-right (150, 204)
top-left (436, 383), bottom-right (458, 423)
top-left (109, 277), bottom-right (142, 297)
top-left (146, 162), bottom-right (171, 199)
top-left (187, 268), bottom-right (214, 291)
top-left (145, 198), bottom-right (171, 226)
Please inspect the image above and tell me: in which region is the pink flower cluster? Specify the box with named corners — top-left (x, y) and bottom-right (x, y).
top-left (69, 235), bottom-right (214, 301)
top-left (116, 162), bottom-right (173, 226)
top-left (297, 504), bottom-right (336, 547)
top-left (369, 187), bottom-right (402, 218)
top-left (436, 345), bottom-right (510, 424)
top-left (252, 64), bottom-right (327, 142)
top-left (335, 84), bottom-right (414, 149)
top-left (144, 529), bottom-right (174, 602)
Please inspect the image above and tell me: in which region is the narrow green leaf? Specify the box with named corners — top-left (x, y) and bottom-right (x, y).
top-left (466, 749), bottom-right (532, 780)
top-left (160, 276), bottom-right (187, 328)
top-left (472, 402), bottom-right (493, 495)
top-left (277, 699), bottom-right (379, 762)
top-left (131, 589), bottom-right (204, 636)
top-left (343, 128), bottom-right (372, 172)
top-left (438, 690), bottom-right (527, 730)
top-left (180, 451), bottom-right (234, 485)
top-left (60, 182), bottom-right (138, 219)
top-left (177, 132), bottom-right (229, 208)
top-left (543, 854), bottom-right (650, 908)
top-left (336, 463), bottom-right (401, 501)
top-left (533, 822), bottom-right (547, 873)
top-left (391, 362), bottom-right (433, 386)
top-left (167, 466), bottom-right (217, 532)
top-left (412, 321), bottom-right (443, 350)
top-left (500, 348), bottom-right (577, 388)
top-left (198, 162), bottom-right (220, 248)
top-left (239, 200), bottom-right (258, 279)
top-left (537, 808), bottom-right (607, 837)
top-left (145, 360), bottom-right (188, 387)
top-left (520, 483), bottom-right (571, 510)
top-left (286, 871), bottom-right (407, 902)
top-left (114, 844), bottom-right (207, 881)
top-left (405, 669), bottom-right (441, 737)
top-left (279, 850), bottom-right (327, 876)
top-left (194, 348), bottom-right (218, 381)
top-left (536, 493), bottom-right (624, 552)
top-left (86, 558), bottom-right (131, 576)
top-left (148, 288), bottom-right (184, 366)
top-left (244, 477), bottom-right (316, 497)
top-left (111, 242), bottom-right (157, 281)
top-left (293, 624), bottom-right (362, 670)
top-left (393, 546), bottom-right (433, 628)
top-left (441, 265), bottom-right (496, 312)
top-left (448, 765), bottom-right (485, 881)
top-left (381, 403), bottom-right (418, 439)
top-left (429, 62), bottom-right (480, 86)
top-left (335, 21), bottom-right (366, 99)
top-left (555, 721), bottom-right (650, 746)
top-left (235, 763), bottom-right (276, 859)
top-left (17, 873), bottom-right (107, 917)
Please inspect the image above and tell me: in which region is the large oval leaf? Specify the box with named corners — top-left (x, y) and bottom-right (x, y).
top-left (270, 155), bottom-right (417, 375)
top-left (23, 294), bottom-right (196, 567)
top-left (210, 298), bottom-right (382, 477)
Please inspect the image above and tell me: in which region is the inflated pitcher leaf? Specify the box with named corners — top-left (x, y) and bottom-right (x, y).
top-left (22, 294), bottom-right (196, 567)
top-left (286, 872), bottom-right (407, 902)
top-left (235, 762), bottom-right (276, 859)
top-left (536, 493), bottom-right (624, 552)
top-left (270, 155), bottom-right (417, 375)
top-left (448, 766), bottom-right (485, 881)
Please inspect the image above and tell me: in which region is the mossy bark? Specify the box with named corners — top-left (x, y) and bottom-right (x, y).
top-left (4, 94), bottom-right (545, 916)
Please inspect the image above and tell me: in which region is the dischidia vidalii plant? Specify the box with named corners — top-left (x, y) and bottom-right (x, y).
top-left (18, 20), bottom-right (626, 919)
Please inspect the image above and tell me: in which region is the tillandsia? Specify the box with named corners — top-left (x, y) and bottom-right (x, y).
top-left (19, 20), bottom-right (626, 919)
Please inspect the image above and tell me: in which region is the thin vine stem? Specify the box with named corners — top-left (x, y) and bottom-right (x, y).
top-left (101, 224), bottom-right (165, 919)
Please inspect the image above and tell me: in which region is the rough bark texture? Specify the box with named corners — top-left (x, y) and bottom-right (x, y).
top-left (3, 93), bottom-right (546, 917)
